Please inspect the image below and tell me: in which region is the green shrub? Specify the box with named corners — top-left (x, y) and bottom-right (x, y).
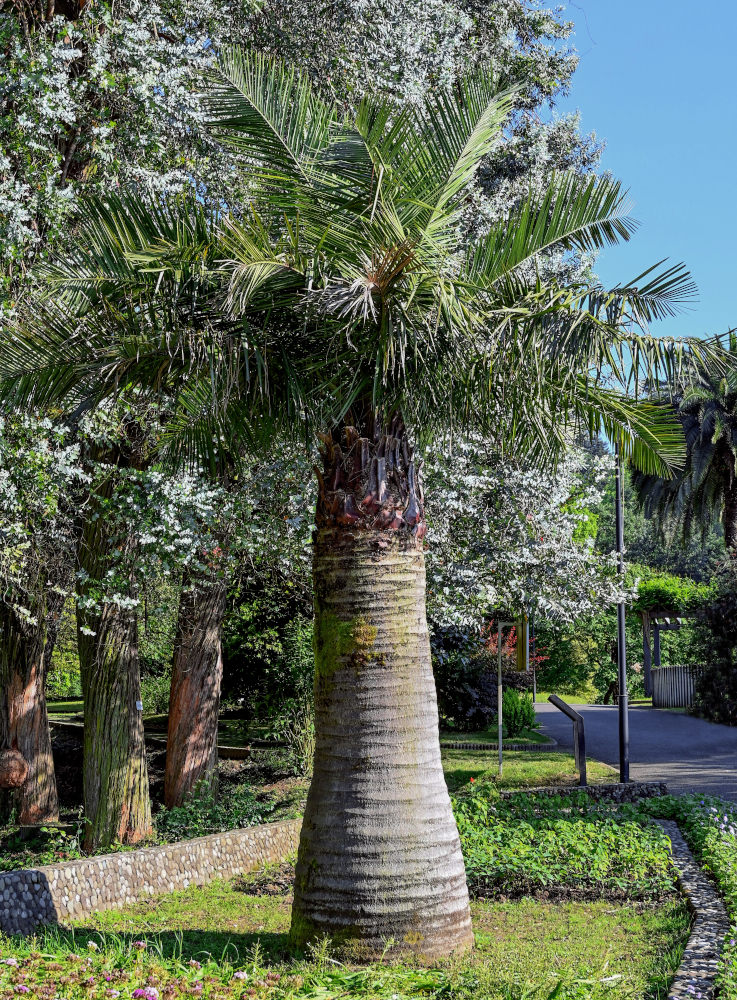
top-left (154, 784), bottom-right (274, 842)
top-left (502, 689), bottom-right (536, 738)
top-left (140, 671), bottom-right (171, 716)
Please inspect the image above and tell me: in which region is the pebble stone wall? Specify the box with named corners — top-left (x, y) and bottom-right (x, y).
top-left (0, 818), bottom-right (301, 936)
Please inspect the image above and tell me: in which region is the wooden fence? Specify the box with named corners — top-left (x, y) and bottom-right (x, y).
top-left (651, 665), bottom-right (696, 708)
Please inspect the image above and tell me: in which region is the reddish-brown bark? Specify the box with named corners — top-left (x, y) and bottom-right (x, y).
top-left (0, 604), bottom-right (59, 824)
top-left (164, 579), bottom-right (227, 808)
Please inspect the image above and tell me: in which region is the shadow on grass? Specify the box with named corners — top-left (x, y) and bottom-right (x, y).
top-left (42, 924), bottom-right (298, 965)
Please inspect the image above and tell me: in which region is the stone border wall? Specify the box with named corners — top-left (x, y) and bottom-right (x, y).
top-left (440, 740), bottom-right (556, 752)
top-left (0, 818), bottom-right (301, 937)
top-left (500, 780), bottom-right (669, 802)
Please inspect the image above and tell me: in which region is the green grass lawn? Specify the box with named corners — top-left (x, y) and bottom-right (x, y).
top-left (535, 691), bottom-right (593, 706)
top-left (9, 875), bottom-right (683, 999)
top-left (46, 698), bottom-right (84, 716)
top-left (441, 748), bottom-right (617, 794)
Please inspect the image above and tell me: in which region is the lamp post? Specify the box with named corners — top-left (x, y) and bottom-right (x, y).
top-left (615, 442), bottom-right (629, 783)
top-left (497, 620), bottom-right (514, 777)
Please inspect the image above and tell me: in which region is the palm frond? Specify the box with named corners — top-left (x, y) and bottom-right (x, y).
top-left (204, 48), bottom-right (334, 187)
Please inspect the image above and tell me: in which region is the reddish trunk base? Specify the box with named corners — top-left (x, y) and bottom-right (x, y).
top-left (0, 750), bottom-right (29, 789)
top-left (164, 582), bottom-right (227, 809)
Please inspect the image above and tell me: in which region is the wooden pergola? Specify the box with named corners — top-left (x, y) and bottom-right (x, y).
top-left (640, 608), bottom-right (687, 696)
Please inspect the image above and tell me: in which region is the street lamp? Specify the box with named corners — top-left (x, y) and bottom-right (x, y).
top-left (615, 442), bottom-right (629, 783)
top-left (497, 620), bottom-right (515, 777)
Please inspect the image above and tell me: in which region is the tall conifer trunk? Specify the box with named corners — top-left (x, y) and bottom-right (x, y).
top-left (164, 578), bottom-right (227, 808)
top-left (724, 476), bottom-right (737, 550)
top-left (290, 417), bottom-right (473, 959)
top-left (0, 604), bottom-right (59, 825)
top-left (77, 481), bottom-right (151, 851)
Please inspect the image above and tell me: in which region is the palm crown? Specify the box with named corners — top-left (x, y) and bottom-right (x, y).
top-left (634, 332), bottom-right (737, 548)
top-left (0, 49), bottom-right (720, 474)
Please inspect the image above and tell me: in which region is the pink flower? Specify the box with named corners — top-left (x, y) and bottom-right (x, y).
top-left (188, 960), bottom-right (201, 969)
top-left (3, 958), bottom-right (19, 967)
top-left (232, 971), bottom-right (248, 981)
top-left (15, 988), bottom-right (30, 994)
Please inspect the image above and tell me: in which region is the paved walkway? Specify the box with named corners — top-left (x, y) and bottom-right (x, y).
top-left (535, 702), bottom-right (737, 800)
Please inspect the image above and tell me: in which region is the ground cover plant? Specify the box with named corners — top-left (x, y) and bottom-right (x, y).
top-left (454, 788), bottom-right (676, 902)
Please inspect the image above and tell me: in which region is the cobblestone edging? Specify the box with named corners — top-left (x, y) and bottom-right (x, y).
top-left (657, 820), bottom-right (730, 1000)
top-left (500, 780), bottom-right (669, 801)
top-left (440, 740), bottom-right (557, 751)
top-left (0, 818), bottom-right (301, 937)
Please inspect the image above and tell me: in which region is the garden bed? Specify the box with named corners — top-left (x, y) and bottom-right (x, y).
top-left (1, 740), bottom-right (602, 874)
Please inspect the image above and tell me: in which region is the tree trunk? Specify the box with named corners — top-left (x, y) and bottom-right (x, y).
top-left (724, 478), bottom-right (737, 550)
top-left (290, 418), bottom-right (473, 960)
top-left (0, 604), bottom-right (59, 825)
top-left (77, 501), bottom-right (151, 852)
top-left (164, 578), bottom-right (227, 808)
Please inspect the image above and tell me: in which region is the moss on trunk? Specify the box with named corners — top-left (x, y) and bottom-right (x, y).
top-left (290, 420), bottom-right (473, 960)
top-left (77, 480), bottom-right (151, 852)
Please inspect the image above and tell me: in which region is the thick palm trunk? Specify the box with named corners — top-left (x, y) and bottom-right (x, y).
top-left (164, 578), bottom-right (227, 808)
top-left (0, 605), bottom-right (59, 825)
top-left (77, 500), bottom-right (151, 852)
top-left (291, 420), bottom-right (473, 960)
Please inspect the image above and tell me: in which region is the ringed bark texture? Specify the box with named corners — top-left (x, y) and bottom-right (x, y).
top-left (164, 580), bottom-right (227, 809)
top-left (77, 510), bottom-right (151, 852)
top-left (291, 421), bottom-right (473, 959)
top-left (0, 605), bottom-right (59, 824)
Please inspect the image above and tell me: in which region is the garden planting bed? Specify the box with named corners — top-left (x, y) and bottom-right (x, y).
top-left (5, 742), bottom-right (737, 998)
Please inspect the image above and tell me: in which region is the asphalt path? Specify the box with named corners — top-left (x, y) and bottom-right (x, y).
top-left (535, 701), bottom-right (737, 800)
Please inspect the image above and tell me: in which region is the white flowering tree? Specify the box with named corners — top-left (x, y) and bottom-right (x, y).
top-left (164, 446), bottom-right (315, 810)
top-left (425, 443), bottom-right (629, 628)
top-left (71, 402), bottom-right (237, 848)
top-left (1, 0), bottom-right (599, 317)
top-left (0, 416), bottom-right (87, 824)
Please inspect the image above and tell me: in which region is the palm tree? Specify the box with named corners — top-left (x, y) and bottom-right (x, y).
top-left (634, 332), bottom-right (737, 549)
top-left (1, 51), bottom-right (719, 956)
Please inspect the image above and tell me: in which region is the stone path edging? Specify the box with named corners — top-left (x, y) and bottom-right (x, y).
top-left (658, 819), bottom-right (730, 1000)
top-left (440, 740), bottom-right (557, 751)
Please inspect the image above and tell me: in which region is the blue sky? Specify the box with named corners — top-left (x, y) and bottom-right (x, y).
top-left (559, 2), bottom-right (737, 340)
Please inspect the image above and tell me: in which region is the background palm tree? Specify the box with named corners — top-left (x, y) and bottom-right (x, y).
top-left (634, 332), bottom-right (737, 549)
top-left (1, 51), bottom-right (720, 956)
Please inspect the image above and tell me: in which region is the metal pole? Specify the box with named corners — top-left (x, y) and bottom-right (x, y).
top-left (497, 623), bottom-right (503, 777)
top-left (615, 443), bottom-right (629, 783)
top-left (531, 615), bottom-right (537, 704)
